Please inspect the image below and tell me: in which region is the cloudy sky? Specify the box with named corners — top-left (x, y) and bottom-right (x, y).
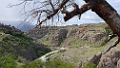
top-left (0, 0), bottom-right (120, 25)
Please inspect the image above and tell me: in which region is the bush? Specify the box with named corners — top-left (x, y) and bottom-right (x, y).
top-left (82, 62), bottom-right (97, 68)
top-left (0, 55), bottom-right (17, 68)
top-left (23, 61), bottom-right (43, 68)
top-left (105, 26), bottom-right (112, 35)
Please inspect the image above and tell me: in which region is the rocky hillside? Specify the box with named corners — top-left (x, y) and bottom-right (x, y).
top-left (1, 22), bottom-right (119, 68)
top-left (27, 23), bottom-right (120, 68)
top-left (28, 23), bottom-right (110, 47)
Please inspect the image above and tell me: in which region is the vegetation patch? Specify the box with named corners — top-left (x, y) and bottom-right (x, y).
top-left (23, 58), bottom-right (76, 68)
top-left (82, 62), bottom-right (97, 68)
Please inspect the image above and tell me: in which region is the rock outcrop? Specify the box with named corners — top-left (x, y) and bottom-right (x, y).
top-left (27, 27), bottom-right (49, 39)
top-left (97, 48), bottom-right (120, 68)
top-left (52, 29), bottom-right (68, 46)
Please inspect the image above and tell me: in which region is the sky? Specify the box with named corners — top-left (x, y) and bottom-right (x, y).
top-left (0, 0), bottom-right (120, 26)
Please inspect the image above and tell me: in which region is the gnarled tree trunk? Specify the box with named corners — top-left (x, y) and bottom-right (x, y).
top-left (85, 0), bottom-right (120, 37)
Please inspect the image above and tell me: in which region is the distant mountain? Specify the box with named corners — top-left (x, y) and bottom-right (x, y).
top-left (16, 22), bottom-right (35, 32)
top-left (1, 21), bottom-right (35, 32)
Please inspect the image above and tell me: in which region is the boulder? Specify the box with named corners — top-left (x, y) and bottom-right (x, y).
top-left (97, 48), bottom-right (120, 68)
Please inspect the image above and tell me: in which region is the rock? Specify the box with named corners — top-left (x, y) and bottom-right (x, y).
top-left (97, 48), bottom-right (120, 68)
top-left (117, 59), bottom-right (120, 68)
top-left (27, 27), bottom-right (49, 39)
top-left (74, 25), bottom-right (107, 42)
top-left (81, 32), bottom-right (106, 42)
top-left (89, 53), bottom-right (102, 65)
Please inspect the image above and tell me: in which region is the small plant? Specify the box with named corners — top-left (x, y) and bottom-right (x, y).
top-left (0, 55), bottom-right (17, 68)
top-left (104, 26), bottom-right (112, 35)
top-left (82, 62), bottom-right (97, 68)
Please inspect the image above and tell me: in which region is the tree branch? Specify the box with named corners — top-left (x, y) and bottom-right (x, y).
top-left (47, 0), bottom-right (70, 19)
top-left (37, 0), bottom-right (70, 26)
top-left (49, 0), bottom-right (55, 12)
top-left (63, 3), bottom-right (93, 21)
top-left (8, 1), bottom-right (28, 7)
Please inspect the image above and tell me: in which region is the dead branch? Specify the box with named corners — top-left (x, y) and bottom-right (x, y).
top-left (62, 3), bottom-right (93, 21)
top-left (8, 1), bottom-right (26, 7)
top-left (36, 0), bottom-right (70, 26)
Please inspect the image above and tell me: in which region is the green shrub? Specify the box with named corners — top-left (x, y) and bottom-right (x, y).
top-left (23, 61), bottom-right (43, 68)
top-left (82, 62), bottom-right (97, 68)
top-left (45, 58), bottom-right (75, 68)
top-left (0, 55), bottom-right (17, 68)
top-left (105, 26), bottom-right (112, 35)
